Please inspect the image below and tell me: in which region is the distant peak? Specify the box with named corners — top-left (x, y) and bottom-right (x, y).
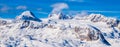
top-left (89, 13), bottom-right (103, 17)
top-left (21, 11), bottom-right (35, 18)
top-left (48, 12), bottom-right (72, 20)
top-left (87, 13), bottom-right (105, 19)
top-left (16, 11), bottom-right (41, 22)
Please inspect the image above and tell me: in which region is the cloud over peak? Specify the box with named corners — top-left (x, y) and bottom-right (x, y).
top-left (51, 3), bottom-right (69, 13)
top-left (16, 5), bottom-right (27, 10)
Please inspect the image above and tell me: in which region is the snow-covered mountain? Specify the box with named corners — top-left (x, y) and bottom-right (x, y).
top-left (16, 11), bottom-right (42, 22)
top-left (0, 11), bottom-right (120, 47)
top-left (48, 12), bottom-right (73, 20)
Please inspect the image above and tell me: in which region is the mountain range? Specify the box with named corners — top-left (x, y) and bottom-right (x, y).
top-left (0, 11), bottom-right (120, 47)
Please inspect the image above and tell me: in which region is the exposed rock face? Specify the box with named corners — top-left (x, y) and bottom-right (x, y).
top-left (20, 20), bottom-right (30, 29)
top-left (118, 23), bottom-right (120, 29)
top-left (0, 19), bottom-right (12, 26)
top-left (74, 26), bottom-right (100, 41)
top-left (0, 20), bottom-right (7, 25)
top-left (108, 19), bottom-right (118, 27)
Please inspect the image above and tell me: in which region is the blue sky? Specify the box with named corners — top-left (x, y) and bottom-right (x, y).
top-left (0, 0), bottom-right (120, 19)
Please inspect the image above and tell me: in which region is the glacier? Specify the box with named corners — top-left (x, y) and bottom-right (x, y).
top-left (0, 11), bottom-right (120, 47)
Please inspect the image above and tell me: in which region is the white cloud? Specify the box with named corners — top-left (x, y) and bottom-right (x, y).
top-left (16, 5), bottom-right (27, 10)
top-left (0, 5), bottom-right (11, 13)
top-left (75, 10), bottom-right (88, 17)
top-left (65, 0), bottom-right (84, 2)
top-left (38, 12), bottom-right (48, 14)
top-left (80, 10), bottom-right (88, 15)
top-left (51, 3), bottom-right (69, 13)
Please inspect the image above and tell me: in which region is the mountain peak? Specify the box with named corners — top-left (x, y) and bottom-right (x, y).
top-left (48, 12), bottom-right (72, 20)
top-left (21, 11), bottom-right (35, 18)
top-left (89, 13), bottom-right (104, 18)
top-left (16, 11), bottom-right (41, 22)
top-left (87, 13), bottom-right (106, 22)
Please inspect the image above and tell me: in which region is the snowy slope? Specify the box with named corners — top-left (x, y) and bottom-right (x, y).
top-left (0, 11), bottom-right (120, 47)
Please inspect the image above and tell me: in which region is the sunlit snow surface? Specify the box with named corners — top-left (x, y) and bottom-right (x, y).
top-left (0, 11), bottom-right (120, 47)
